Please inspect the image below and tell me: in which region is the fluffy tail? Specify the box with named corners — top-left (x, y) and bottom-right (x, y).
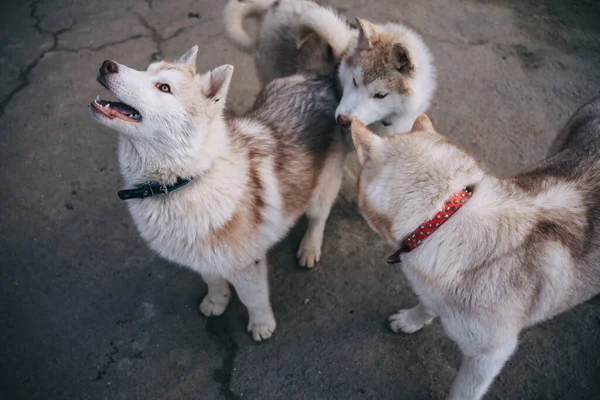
top-left (297, 7), bottom-right (354, 59)
top-left (223, 0), bottom-right (277, 52)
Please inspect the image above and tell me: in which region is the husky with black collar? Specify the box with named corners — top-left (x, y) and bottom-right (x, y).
top-left (89, 46), bottom-right (345, 341)
top-left (350, 105), bottom-right (600, 399)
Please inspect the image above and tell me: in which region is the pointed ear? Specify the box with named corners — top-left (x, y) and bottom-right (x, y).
top-left (355, 17), bottom-right (376, 51)
top-left (392, 43), bottom-right (413, 73)
top-left (177, 45), bottom-right (199, 74)
top-left (351, 118), bottom-right (382, 165)
top-left (202, 65), bottom-right (234, 102)
top-left (410, 114), bottom-right (434, 133)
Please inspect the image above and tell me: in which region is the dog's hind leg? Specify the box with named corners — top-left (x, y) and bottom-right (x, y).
top-left (199, 273), bottom-right (231, 317)
top-left (297, 134), bottom-right (345, 268)
top-left (388, 302), bottom-right (437, 334)
top-left (228, 258), bottom-right (276, 341)
top-left (447, 336), bottom-right (518, 400)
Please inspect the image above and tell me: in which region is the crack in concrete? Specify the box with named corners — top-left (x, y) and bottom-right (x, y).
top-left (0, 2), bottom-right (212, 117)
top-left (92, 340), bottom-right (119, 381)
top-left (132, 11), bottom-right (193, 61)
top-left (60, 34), bottom-right (147, 53)
top-left (0, 0), bottom-right (76, 117)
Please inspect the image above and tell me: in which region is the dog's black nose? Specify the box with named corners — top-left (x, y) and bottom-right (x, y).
top-left (100, 60), bottom-right (119, 75)
top-left (336, 114), bottom-right (351, 129)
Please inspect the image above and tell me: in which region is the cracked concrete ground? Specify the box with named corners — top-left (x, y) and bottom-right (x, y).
top-left (1, 0), bottom-right (600, 399)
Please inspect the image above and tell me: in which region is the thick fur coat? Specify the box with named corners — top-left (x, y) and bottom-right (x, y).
top-left (89, 47), bottom-right (345, 341)
top-left (350, 102), bottom-right (600, 399)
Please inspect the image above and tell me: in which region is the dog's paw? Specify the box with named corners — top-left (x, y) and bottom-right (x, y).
top-left (388, 309), bottom-right (432, 334)
top-left (297, 244), bottom-right (321, 268)
top-left (247, 313), bottom-right (277, 342)
top-left (199, 294), bottom-right (229, 317)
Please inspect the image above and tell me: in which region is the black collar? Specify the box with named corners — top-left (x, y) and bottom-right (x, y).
top-left (118, 177), bottom-right (194, 200)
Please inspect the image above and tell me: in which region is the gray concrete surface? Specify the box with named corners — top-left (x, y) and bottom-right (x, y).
top-left (2, 0), bottom-right (600, 399)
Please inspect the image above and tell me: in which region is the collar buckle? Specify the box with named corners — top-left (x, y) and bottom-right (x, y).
top-left (117, 176), bottom-right (194, 201)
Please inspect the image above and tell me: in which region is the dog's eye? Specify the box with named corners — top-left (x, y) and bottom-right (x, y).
top-left (374, 92), bottom-right (388, 99)
top-left (352, 78), bottom-right (358, 88)
top-left (156, 83), bottom-right (171, 93)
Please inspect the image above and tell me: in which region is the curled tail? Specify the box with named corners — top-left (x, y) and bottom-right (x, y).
top-left (223, 0), bottom-right (277, 52)
top-left (297, 7), bottom-right (354, 59)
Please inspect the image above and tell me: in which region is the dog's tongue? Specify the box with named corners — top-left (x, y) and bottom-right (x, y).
top-left (110, 101), bottom-right (138, 115)
top-left (96, 99), bottom-right (139, 115)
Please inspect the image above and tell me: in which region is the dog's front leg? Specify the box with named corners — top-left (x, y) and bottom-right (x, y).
top-left (447, 337), bottom-right (518, 400)
top-left (199, 273), bottom-right (231, 317)
top-left (388, 302), bottom-right (436, 334)
top-left (297, 140), bottom-right (344, 268)
top-left (229, 258), bottom-right (276, 341)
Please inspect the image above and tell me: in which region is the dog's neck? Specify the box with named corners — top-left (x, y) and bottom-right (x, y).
top-left (401, 174), bottom-right (583, 277)
top-left (384, 113), bottom-right (419, 134)
top-left (117, 117), bottom-right (230, 186)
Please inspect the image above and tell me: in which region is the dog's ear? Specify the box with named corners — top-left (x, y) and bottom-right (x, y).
top-left (410, 114), bottom-right (434, 133)
top-left (202, 65), bottom-right (234, 102)
top-left (177, 45), bottom-right (199, 74)
top-left (351, 118), bottom-right (382, 165)
top-left (355, 17), bottom-right (376, 51)
top-left (391, 43), bottom-right (413, 74)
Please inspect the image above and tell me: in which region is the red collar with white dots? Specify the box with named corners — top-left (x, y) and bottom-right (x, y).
top-left (387, 186), bottom-right (473, 264)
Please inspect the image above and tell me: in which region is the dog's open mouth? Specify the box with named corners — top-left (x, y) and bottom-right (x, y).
top-left (90, 95), bottom-right (142, 122)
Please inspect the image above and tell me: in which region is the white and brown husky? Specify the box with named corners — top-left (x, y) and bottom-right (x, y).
top-left (223, 0), bottom-right (436, 136)
top-left (89, 46), bottom-right (345, 341)
top-left (350, 102), bottom-right (600, 399)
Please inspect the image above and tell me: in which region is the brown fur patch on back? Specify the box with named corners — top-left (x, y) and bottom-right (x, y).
top-left (518, 217), bottom-right (582, 317)
top-left (209, 124), bottom-right (268, 247)
top-left (243, 75), bottom-right (339, 215)
top-left (269, 122), bottom-right (327, 214)
top-left (247, 147), bottom-right (266, 225)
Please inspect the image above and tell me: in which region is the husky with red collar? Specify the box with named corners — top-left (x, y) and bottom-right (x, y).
top-left (89, 46), bottom-right (345, 341)
top-left (350, 104), bottom-right (600, 399)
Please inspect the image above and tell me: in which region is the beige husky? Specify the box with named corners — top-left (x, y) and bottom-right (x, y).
top-left (350, 103), bottom-right (600, 399)
top-left (89, 46), bottom-right (345, 341)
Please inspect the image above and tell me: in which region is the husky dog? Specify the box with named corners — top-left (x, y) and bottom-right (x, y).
top-left (224, 0), bottom-right (435, 136)
top-left (350, 103), bottom-right (600, 399)
top-left (333, 18), bottom-right (435, 136)
top-left (224, 1), bottom-right (435, 203)
top-left (89, 46), bottom-right (345, 341)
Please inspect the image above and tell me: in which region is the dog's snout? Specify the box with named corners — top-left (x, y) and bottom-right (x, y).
top-left (336, 114), bottom-right (351, 129)
top-left (100, 60), bottom-right (119, 75)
